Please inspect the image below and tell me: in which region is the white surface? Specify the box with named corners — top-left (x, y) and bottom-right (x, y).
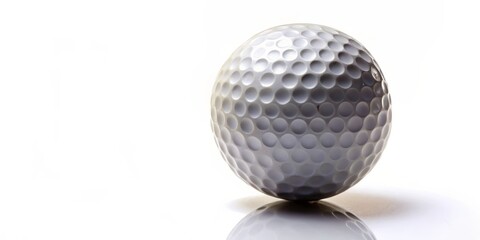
top-left (0, 0), bottom-right (478, 239)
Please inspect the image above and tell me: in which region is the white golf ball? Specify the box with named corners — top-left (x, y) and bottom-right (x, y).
top-left (211, 24), bottom-right (392, 201)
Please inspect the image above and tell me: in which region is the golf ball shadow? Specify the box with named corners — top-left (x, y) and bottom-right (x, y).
top-left (228, 201), bottom-right (376, 240)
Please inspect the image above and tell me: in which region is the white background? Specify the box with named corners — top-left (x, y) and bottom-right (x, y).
top-left (0, 0), bottom-right (478, 239)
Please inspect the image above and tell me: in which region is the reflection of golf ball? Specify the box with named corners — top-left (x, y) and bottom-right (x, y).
top-left (211, 24), bottom-right (391, 201)
top-left (228, 201), bottom-right (376, 240)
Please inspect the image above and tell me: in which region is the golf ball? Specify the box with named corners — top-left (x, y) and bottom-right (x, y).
top-left (228, 201), bottom-right (376, 240)
top-left (211, 24), bottom-right (391, 201)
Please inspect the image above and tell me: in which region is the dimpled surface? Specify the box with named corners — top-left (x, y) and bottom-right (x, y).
top-left (228, 201), bottom-right (376, 240)
top-left (211, 24), bottom-right (392, 201)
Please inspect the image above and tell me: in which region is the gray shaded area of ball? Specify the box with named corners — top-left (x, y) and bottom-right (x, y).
top-left (228, 201), bottom-right (376, 240)
top-left (211, 24), bottom-right (392, 201)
